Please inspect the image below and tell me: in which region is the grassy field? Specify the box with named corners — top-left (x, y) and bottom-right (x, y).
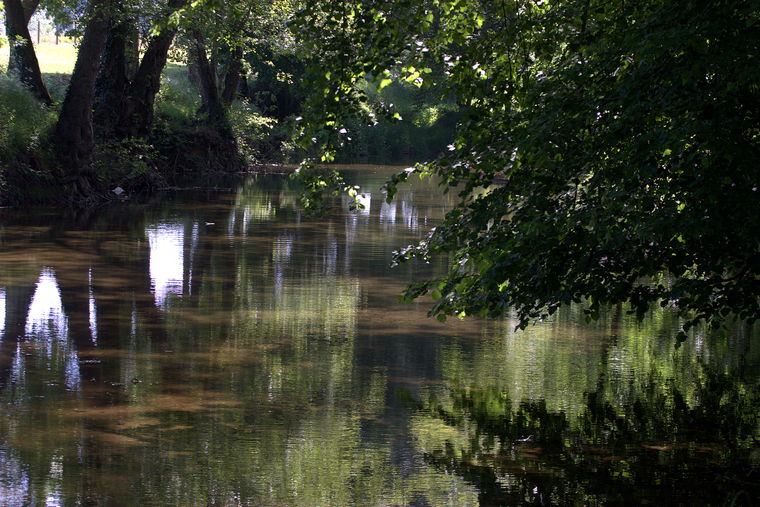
top-left (0, 42), bottom-right (77, 74)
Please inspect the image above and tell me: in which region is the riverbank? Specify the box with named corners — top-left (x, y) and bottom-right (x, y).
top-left (0, 60), bottom-right (293, 207)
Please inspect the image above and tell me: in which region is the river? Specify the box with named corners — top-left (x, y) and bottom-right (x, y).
top-left (0, 166), bottom-right (757, 506)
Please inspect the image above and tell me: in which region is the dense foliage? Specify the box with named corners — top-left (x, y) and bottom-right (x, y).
top-left (0, 0), bottom-right (301, 202)
top-left (294, 0), bottom-right (760, 336)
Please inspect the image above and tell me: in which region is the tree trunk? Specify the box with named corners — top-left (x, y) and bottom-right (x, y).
top-left (238, 73), bottom-right (249, 99)
top-left (190, 31), bottom-right (241, 171)
top-left (220, 45), bottom-right (244, 107)
top-left (125, 24), bottom-right (140, 80)
top-left (53, 0), bottom-right (112, 198)
top-left (93, 15), bottom-right (130, 137)
top-left (2, 0), bottom-right (52, 105)
top-left (95, 0), bottom-right (188, 139)
top-left (118, 28), bottom-right (178, 137)
top-left (187, 58), bottom-right (200, 88)
top-left (21, 0), bottom-right (40, 23)
top-left (191, 32), bottom-right (227, 127)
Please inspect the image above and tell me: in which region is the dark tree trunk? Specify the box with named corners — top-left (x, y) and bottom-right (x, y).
top-left (93, 14), bottom-right (130, 137)
top-left (125, 25), bottom-right (140, 80)
top-left (118, 28), bottom-right (178, 137)
top-left (53, 0), bottom-right (112, 197)
top-left (190, 31), bottom-right (242, 171)
top-left (187, 58), bottom-right (200, 88)
top-left (191, 32), bottom-right (227, 127)
top-left (238, 73), bottom-right (249, 99)
top-left (220, 45), bottom-right (244, 107)
top-left (94, 0), bottom-right (188, 139)
top-left (20, 0), bottom-right (40, 23)
top-left (2, 0), bottom-right (52, 105)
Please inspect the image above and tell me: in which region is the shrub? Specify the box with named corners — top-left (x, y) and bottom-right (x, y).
top-left (0, 76), bottom-right (57, 203)
top-left (91, 137), bottom-right (165, 194)
top-left (0, 76), bottom-right (55, 155)
top-left (228, 99), bottom-right (278, 165)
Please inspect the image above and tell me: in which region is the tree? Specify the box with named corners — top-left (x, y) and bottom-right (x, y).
top-left (181, 0), bottom-right (280, 125)
top-left (2, 0), bottom-right (53, 105)
top-left (52, 0), bottom-right (112, 198)
top-left (293, 0), bottom-right (760, 337)
top-left (173, 0), bottom-right (296, 167)
top-left (93, 0), bottom-right (189, 138)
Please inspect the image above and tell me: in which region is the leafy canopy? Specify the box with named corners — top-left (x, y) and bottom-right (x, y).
top-left (293, 0), bottom-right (760, 337)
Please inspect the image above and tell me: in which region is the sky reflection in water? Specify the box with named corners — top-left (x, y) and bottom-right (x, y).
top-left (147, 223), bottom-right (185, 308)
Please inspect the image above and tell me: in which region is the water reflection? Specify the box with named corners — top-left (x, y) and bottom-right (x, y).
top-left (413, 363), bottom-right (759, 505)
top-left (87, 268), bottom-right (97, 344)
top-left (357, 192), bottom-right (371, 215)
top-left (24, 269), bottom-right (80, 393)
top-left (0, 447), bottom-right (28, 505)
top-left (0, 288), bottom-right (5, 339)
top-left (25, 269), bottom-right (66, 339)
top-left (147, 223), bottom-right (185, 308)
top-left (0, 168), bottom-right (756, 506)
top-left (380, 200), bottom-right (396, 224)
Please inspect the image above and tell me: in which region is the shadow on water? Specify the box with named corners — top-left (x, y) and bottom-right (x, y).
top-left (412, 366), bottom-right (759, 506)
top-left (0, 168), bottom-right (757, 506)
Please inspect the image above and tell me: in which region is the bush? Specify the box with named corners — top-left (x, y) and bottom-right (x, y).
top-left (0, 76), bottom-right (57, 203)
top-left (0, 76), bottom-right (55, 155)
top-left (228, 99), bottom-right (277, 165)
top-left (154, 62), bottom-right (286, 167)
top-left (91, 137), bottom-right (166, 194)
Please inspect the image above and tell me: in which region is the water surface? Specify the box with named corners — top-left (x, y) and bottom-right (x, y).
top-left (0, 167), bottom-right (757, 506)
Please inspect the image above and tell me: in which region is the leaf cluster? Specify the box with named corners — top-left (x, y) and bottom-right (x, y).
top-left (294, 0), bottom-right (760, 336)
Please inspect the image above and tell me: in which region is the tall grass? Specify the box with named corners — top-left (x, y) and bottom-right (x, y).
top-left (0, 76), bottom-right (55, 155)
top-left (0, 75), bottom-right (57, 199)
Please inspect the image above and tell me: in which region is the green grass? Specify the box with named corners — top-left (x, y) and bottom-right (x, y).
top-left (0, 42), bottom-right (77, 74)
top-left (155, 63), bottom-right (202, 121)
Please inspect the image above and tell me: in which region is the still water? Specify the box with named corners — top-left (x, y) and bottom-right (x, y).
top-left (0, 167), bottom-right (757, 506)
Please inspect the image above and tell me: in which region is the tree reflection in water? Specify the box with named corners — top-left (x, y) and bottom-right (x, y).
top-left (412, 366), bottom-right (759, 506)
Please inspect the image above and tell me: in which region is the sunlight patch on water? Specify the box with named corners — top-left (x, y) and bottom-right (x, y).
top-left (147, 224), bottom-right (185, 308)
